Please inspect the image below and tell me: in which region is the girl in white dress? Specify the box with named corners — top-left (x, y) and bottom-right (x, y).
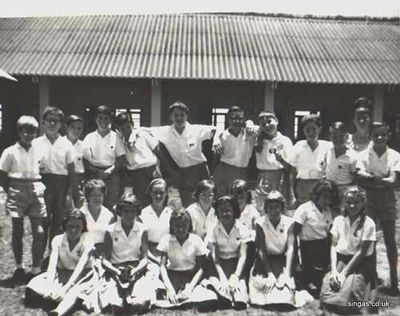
top-left (249, 191), bottom-right (313, 308)
top-left (156, 210), bottom-right (218, 309)
top-left (320, 186), bottom-right (377, 314)
top-left (25, 210), bottom-right (94, 316)
top-left (206, 196), bottom-right (252, 309)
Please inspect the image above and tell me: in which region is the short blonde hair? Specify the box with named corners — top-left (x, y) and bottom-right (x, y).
top-left (16, 116), bottom-right (39, 130)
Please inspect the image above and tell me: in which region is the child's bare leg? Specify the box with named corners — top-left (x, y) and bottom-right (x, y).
top-left (381, 219), bottom-right (398, 289)
top-left (53, 291), bottom-right (78, 316)
top-left (11, 218), bottom-right (24, 267)
top-left (29, 217), bottom-right (45, 270)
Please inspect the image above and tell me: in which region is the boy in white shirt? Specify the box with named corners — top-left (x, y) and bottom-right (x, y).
top-left (82, 105), bottom-right (120, 210)
top-left (33, 106), bottom-right (76, 246)
top-left (115, 112), bottom-right (160, 204)
top-left (356, 122), bottom-right (400, 295)
top-left (0, 116), bottom-right (47, 280)
top-left (213, 106), bottom-right (256, 197)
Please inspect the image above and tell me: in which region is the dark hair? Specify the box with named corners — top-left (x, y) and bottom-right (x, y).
top-left (42, 106), bottom-right (65, 122)
top-left (369, 121), bottom-right (390, 135)
top-left (169, 210), bottom-right (193, 235)
top-left (147, 178), bottom-right (169, 208)
top-left (230, 179), bottom-right (252, 204)
top-left (329, 121), bottom-right (347, 133)
top-left (115, 193), bottom-right (142, 216)
top-left (168, 102), bottom-right (190, 116)
top-left (342, 186), bottom-right (368, 236)
top-left (95, 105), bottom-right (114, 119)
top-left (227, 106), bottom-right (244, 116)
top-left (84, 179), bottom-right (106, 199)
top-left (310, 179), bottom-right (339, 208)
top-left (62, 209), bottom-right (88, 233)
top-left (193, 179), bottom-right (216, 202)
top-left (65, 115), bottom-right (83, 127)
top-left (115, 112), bottom-right (132, 129)
top-left (301, 114), bottom-right (322, 128)
top-left (353, 97), bottom-right (372, 116)
top-left (214, 195), bottom-right (241, 220)
top-left (264, 190), bottom-right (286, 214)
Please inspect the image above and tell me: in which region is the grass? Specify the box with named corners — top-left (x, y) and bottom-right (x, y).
top-left (0, 192), bottom-right (400, 316)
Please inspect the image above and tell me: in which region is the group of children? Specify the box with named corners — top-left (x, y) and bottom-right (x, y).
top-left (0, 97), bottom-right (398, 315)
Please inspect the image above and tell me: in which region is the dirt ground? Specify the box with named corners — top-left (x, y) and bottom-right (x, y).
top-left (0, 192), bottom-right (399, 316)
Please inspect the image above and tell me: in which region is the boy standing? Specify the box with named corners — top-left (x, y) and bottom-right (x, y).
top-left (0, 116), bottom-right (47, 280)
top-left (33, 106), bottom-right (75, 245)
top-left (82, 105), bottom-right (120, 210)
top-left (356, 122), bottom-right (400, 295)
top-left (213, 106), bottom-right (256, 197)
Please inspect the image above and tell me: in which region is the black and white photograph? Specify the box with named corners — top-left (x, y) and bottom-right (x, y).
top-left (0, 0), bottom-right (400, 315)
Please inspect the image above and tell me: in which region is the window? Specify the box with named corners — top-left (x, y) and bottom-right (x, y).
top-left (212, 108), bottom-right (229, 132)
top-left (116, 108), bottom-right (141, 128)
top-left (294, 110), bottom-right (320, 140)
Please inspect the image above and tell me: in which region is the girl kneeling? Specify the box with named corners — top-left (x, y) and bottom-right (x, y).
top-left (156, 210), bottom-right (217, 308)
top-left (206, 196), bottom-right (252, 309)
top-left (320, 186), bottom-right (377, 314)
top-left (249, 191), bottom-right (313, 308)
top-left (25, 210), bottom-right (94, 316)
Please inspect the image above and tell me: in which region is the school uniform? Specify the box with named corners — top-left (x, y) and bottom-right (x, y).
top-left (140, 205), bottom-right (173, 254)
top-left (213, 129), bottom-right (255, 196)
top-left (356, 145), bottom-right (400, 221)
top-left (325, 147), bottom-right (357, 197)
top-left (249, 215), bottom-right (313, 307)
top-left (155, 233), bottom-right (218, 307)
top-left (151, 123), bottom-right (215, 207)
top-left (116, 130), bottom-right (159, 204)
top-left (82, 130), bottom-right (120, 210)
top-left (320, 215), bottom-right (377, 311)
top-left (65, 137), bottom-right (85, 208)
top-left (255, 132), bottom-right (293, 201)
top-left (238, 203), bottom-right (260, 231)
top-left (293, 201), bottom-right (334, 291)
top-left (206, 220), bottom-right (252, 305)
top-left (186, 202), bottom-right (217, 240)
top-left (80, 204), bottom-right (114, 244)
top-left (347, 134), bottom-right (370, 153)
top-left (0, 142), bottom-right (46, 218)
top-left (33, 135), bottom-right (75, 233)
top-left (26, 233), bottom-right (94, 300)
top-left (291, 140), bottom-right (331, 204)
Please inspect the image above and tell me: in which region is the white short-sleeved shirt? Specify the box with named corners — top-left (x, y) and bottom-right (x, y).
top-left (186, 202), bottom-right (217, 239)
top-left (157, 233), bottom-right (208, 271)
top-left (239, 204), bottom-right (260, 230)
top-left (65, 137), bottom-right (85, 174)
top-left (140, 205), bottom-right (173, 243)
top-left (33, 135), bottom-right (75, 175)
top-left (347, 134), bottom-right (370, 153)
top-left (219, 129), bottom-right (255, 168)
top-left (256, 214), bottom-right (294, 255)
top-left (52, 233), bottom-right (93, 270)
top-left (255, 132), bottom-right (293, 170)
top-left (293, 201), bottom-right (334, 241)
top-left (82, 130), bottom-right (118, 168)
top-left (207, 219), bottom-right (252, 259)
top-left (80, 204), bottom-right (114, 244)
top-left (325, 147), bottom-right (357, 185)
top-left (115, 130), bottom-right (158, 170)
top-left (0, 143), bottom-right (43, 180)
top-left (330, 215), bottom-right (376, 256)
top-left (106, 218), bottom-right (147, 264)
top-left (151, 123), bottom-right (215, 168)
top-left (290, 140), bottom-right (331, 179)
top-left (356, 145), bottom-right (400, 178)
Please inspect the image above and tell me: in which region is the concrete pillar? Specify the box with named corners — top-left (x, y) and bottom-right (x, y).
top-left (373, 85), bottom-right (384, 121)
top-left (151, 79), bottom-right (162, 126)
top-left (38, 77), bottom-right (50, 132)
top-left (264, 82), bottom-right (276, 112)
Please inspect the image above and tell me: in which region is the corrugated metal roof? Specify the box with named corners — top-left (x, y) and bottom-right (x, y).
top-left (0, 14), bottom-right (399, 84)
